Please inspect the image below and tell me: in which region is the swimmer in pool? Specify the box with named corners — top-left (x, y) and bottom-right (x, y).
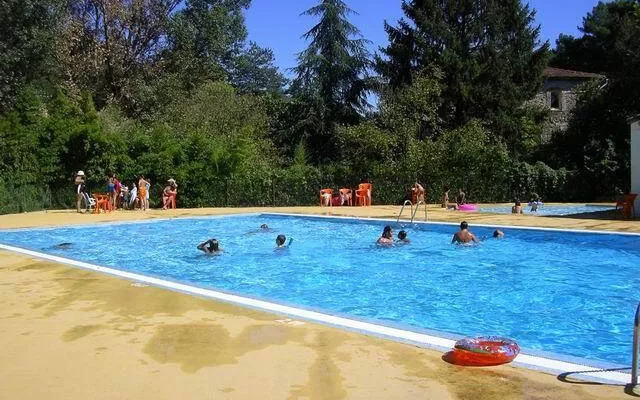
top-left (276, 234), bottom-right (292, 248)
top-left (493, 229), bottom-right (505, 239)
top-left (451, 221), bottom-right (479, 244)
top-left (54, 242), bottom-right (73, 249)
top-left (397, 230), bottom-right (410, 244)
top-left (245, 224), bottom-right (273, 235)
top-left (377, 225), bottom-right (394, 246)
top-left (197, 239), bottom-right (222, 254)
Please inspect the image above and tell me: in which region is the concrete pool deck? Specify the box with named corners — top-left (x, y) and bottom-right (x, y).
top-left (0, 205), bottom-right (637, 399)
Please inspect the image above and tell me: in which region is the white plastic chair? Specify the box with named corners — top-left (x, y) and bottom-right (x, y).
top-left (82, 192), bottom-right (96, 213)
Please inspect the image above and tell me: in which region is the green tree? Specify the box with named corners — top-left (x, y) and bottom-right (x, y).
top-left (0, 0), bottom-right (61, 112)
top-left (292, 0), bottom-right (372, 162)
top-left (229, 42), bottom-right (287, 94)
top-left (378, 0), bottom-right (549, 131)
top-left (545, 0), bottom-right (640, 197)
top-left (165, 0), bottom-right (250, 87)
top-left (60, 0), bottom-right (181, 108)
top-left (551, 0), bottom-right (640, 78)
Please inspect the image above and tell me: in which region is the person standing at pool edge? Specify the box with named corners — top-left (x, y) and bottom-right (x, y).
top-left (74, 171), bottom-right (86, 213)
top-left (452, 221), bottom-right (479, 244)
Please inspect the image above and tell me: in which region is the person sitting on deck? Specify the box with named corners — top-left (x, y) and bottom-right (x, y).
top-left (451, 221), bottom-right (479, 244)
top-left (162, 179), bottom-right (178, 210)
top-left (441, 187), bottom-right (458, 210)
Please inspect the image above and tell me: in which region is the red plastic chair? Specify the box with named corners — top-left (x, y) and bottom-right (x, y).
top-left (616, 193), bottom-right (637, 219)
top-left (93, 193), bottom-right (111, 213)
top-left (319, 188), bottom-right (333, 207)
top-left (357, 183), bottom-right (372, 206)
top-left (339, 188), bottom-right (353, 206)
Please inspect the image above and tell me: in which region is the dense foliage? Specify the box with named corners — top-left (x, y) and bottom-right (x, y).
top-left (546, 0), bottom-right (640, 197)
top-left (0, 0), bottom-right (636, 214)
top-left (377, 0), bottom-right (550, 136)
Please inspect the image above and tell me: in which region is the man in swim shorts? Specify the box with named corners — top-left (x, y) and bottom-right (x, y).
top-left (451, 221), bottom-right (478, 244)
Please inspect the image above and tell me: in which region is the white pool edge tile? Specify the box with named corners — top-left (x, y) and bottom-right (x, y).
top-left (262, 212), bottom-right (640, 236)
top-left (0, 243), bottom-right (631, 386)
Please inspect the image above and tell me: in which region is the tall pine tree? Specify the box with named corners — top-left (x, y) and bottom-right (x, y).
top-left (292, 0), bottom-right (371, 162)
top-left (378, 0), bottom-right (549, 131)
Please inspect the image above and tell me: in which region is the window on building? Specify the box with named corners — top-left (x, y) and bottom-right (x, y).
top-left (549, 90), bottom-right (562, 110)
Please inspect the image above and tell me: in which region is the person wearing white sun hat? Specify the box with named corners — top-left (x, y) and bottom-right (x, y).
top-left (74, 170), bottom-right (86, 213)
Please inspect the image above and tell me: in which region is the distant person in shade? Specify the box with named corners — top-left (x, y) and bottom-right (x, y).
top-left (451, 221), bottom-right (479, 244)
top-left (197, 239), bottom-right (222, 254)
top-left (456, 189), bottom-right (466, 206)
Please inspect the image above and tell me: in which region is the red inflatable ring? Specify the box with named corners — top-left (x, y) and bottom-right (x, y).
top-left (446, 336), bottom-right (520, 366)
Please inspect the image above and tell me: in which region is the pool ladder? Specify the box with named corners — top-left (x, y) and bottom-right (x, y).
top-left (396, 200), bottom-right (428, 224)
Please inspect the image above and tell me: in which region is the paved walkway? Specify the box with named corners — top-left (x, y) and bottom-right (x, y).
top-left (0, 206), bottom-right (636, 399)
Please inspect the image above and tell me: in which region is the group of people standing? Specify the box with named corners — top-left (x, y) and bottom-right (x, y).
top-left (73, 170), bottom-right (177, 212)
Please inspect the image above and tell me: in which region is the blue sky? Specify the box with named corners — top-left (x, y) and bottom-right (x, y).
top-left (245, 0), bottom-right (602, 77)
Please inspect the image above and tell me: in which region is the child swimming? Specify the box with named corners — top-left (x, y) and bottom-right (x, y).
top-left (397, 230), bottom-right (410, 243)
top-left (276, 234), bottom-right (293, 248)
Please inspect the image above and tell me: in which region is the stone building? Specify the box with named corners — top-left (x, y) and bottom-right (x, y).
top-left (530, 67), bottom-right (604, 141)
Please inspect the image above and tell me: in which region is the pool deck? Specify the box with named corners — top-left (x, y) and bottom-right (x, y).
top-left (0, 205), bottom-right (637, 399)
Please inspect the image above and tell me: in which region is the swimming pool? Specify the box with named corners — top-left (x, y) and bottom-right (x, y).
top-left (479, 204), bottom-right (615, 216)
top-left (1, 214), bottom-right (638, 369)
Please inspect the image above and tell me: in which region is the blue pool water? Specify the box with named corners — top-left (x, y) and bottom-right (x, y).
top-left (1, 214), bottom-right (639, 366)
top-left (480, 204), bottom-right (615, 216)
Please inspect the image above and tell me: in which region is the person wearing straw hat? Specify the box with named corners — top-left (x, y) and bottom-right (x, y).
top-left (162, 178), bottom-right (178, 210)
top-left (74, 171), bottom-right (86, 213)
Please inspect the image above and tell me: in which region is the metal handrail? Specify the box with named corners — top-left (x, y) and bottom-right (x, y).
top-left (397, 200), bottom-right (413, 224)
top-left (632, 302), bottom-right (640, 386)
top-left (411, 200), bottom-right (428, 222)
